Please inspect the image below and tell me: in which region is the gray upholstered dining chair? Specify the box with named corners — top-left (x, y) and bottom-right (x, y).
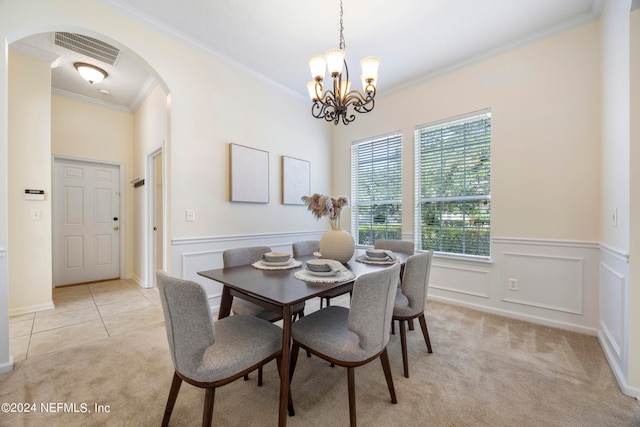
top-left (391, 251), bottom-right (434, 378)
top-left (223, 246), bottom-right (306, 323)
top-left (292, 239), bottom-right (343, 309)
top-left (156, 271), bottom-right (283, 427)
top-left (374, 239), bottom-right (415, 255)
top-left (288, 263), bottom-right (401, 427)
top-left (291, 240), bottom-right (319, 259)
top-left (223, 246), bottom-right (305, 384)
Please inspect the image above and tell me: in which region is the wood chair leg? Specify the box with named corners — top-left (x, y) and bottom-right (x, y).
top-left (258, 366), bottom-right (263, 386)
top-left (399, 320), bottom-right (410, 378)
top-left (408, 318), bottom-right (415, 330)
top-left (391, 319), bottom-right (395, 335)
top-left (347, 366), bottom-right (357, 427)
top-left (379, 347), bottom-right (397, 404)
top-left (243, 374), bottom-right (249, 381)
top-left (418, 314), bottom-right (433, 353)
top-left (202, 387), bottom-right (215, 427)
top-left (288, 343), bottom-right (301, 416)
top-left (162, 372), bottom-right (182, 427)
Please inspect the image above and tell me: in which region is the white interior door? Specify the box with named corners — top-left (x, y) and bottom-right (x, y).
top-left (53, 158), bottom-right (121, 286)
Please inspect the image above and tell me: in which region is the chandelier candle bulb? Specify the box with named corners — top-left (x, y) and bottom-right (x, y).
top-left (360, 56), bottom-right (381, 81)
top-left (307, 81), bottom-right (320, 100)
top-left (325, 48), bottom-right (346, 76)
top-left (308, 54), bottom-right (327, 80)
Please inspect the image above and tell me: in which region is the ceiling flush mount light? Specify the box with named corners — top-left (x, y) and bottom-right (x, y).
top-left (74, 62), bottom-right (108, 84)
top-left (307, 0), bottom-right (380, 125)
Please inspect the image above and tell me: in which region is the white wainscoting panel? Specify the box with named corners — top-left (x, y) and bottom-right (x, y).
top-left (430, 262), bottom-right (491, 298)
top-left (599, 262), bottom-right (625, 358)
top-left (597, 244), bottom-right (629, 394)
top-left (428, 238), bottom-right (600, 335)
top-left (501, 252), bottom-right (584, 314)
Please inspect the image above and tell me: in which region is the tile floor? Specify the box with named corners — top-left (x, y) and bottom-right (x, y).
top-left (9, 279), bottom-right (164, 362)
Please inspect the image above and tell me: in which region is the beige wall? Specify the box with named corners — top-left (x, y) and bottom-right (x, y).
top-left (332, 20), bottom-right (601, 243)
top-left (51, 96), bottom-right (135, 280)
top-left (7, 51), bottom-right (53, 312)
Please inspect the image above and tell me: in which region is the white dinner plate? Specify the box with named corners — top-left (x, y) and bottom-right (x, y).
top-left (261, 259), bottom-right (293, 267)
top-left (305, 268), bottom-right (337, 277)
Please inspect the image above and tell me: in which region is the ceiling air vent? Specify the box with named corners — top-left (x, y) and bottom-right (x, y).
top-left (54, 32), bottom-right (119, 65)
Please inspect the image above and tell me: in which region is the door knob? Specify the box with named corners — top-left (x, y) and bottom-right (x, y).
top-left (113, 226), bottom-right (119, 231)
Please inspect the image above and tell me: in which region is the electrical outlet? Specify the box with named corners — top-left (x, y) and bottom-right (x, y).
top-left (508, 278), bottom-right (519, 291)
top-left (185, 210), bottom-right (195, 222)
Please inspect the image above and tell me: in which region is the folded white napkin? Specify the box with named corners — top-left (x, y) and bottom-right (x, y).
top-left (323, 259), bottom-right (348, 273)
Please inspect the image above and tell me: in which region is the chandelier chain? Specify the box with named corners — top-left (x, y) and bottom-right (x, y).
top-left (339, 0), bottom-right (345, 50)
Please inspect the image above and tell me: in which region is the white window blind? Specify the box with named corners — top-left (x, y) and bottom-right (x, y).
top-left (414, 110), bottom-right (491, 257)
top-left (351, 133), bottom-right (402, 246)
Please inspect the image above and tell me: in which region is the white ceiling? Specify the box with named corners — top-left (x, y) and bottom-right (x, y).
top-left (12, 0), bottom-right (603, 112)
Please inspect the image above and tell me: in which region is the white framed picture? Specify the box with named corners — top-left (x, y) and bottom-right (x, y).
top-left (229, 143), bottom-right (269, 203)
top-left (282, 156), bottom-right (310, 205)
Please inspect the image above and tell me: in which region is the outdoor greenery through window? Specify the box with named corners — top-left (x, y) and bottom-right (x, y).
top-left (414, 110), bottom-right (491, 257)
top-left (351, 133), bottom-right (402, 246)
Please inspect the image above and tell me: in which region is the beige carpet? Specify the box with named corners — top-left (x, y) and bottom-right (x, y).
top-left (1, 301), bottom-right (639, 426)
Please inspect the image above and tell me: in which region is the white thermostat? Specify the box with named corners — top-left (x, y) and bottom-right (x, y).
top-left (25, 189), bottom-right (45, 201)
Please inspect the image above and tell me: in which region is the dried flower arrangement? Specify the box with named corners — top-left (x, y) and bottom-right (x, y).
top-left (301, 193), bottom-right (349, 230)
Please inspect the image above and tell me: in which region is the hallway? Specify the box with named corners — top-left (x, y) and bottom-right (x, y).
top-left (9, 280), bottom-right (163, 362)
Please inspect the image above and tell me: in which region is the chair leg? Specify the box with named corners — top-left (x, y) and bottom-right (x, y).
top-left (418, 314), bottom-right (433, 353)
top-left (391, 319), bottom-right (395, 335)
top-left (202, 387), bottom-right (215, 427)
top-left (408, 318), bottom-right (415, 330)
top-left (399, 320), bottom-right (410, 378)
top-left (347, 366), bottom-right (357, 427)
top-left (379, 347), bottom-right (397, 404)
top-left (258, 366), bottom-right (263, 386)
top-left (162, 372), bottom-right (182, 427)
top-left (288, 343), bottom-right (301, 417)
top-left (243, 374), bottom-right (249, 381)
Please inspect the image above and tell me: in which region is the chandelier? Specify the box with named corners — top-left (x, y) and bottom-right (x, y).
top-left (306, 0), bottom-right (381, 125)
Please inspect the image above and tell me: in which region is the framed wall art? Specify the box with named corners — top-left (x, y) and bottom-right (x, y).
top-left (282, 156), bottom-right (310, 205)
top-left (229, 143), bottom-right (269, 203)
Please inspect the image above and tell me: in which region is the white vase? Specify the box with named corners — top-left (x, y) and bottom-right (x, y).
top-left (320, 229), bottom-right (355, 263)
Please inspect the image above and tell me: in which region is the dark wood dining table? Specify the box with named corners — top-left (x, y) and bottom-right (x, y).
top-left (197, 249), bottom-right (410, 427)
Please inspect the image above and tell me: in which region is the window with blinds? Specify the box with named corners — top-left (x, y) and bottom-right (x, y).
top-left (351, 133), bottom-right (403, 246)
top-left (414, 110), bottom-right (491, 257)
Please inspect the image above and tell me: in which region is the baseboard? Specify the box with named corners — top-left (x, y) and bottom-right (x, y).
top-left (128, 274), bottom-right (149, 288)
top-left (0, 356), bottom-right (14, 375)
top-left (428, 295), bottom-right (598, 336)
top-left (9, 301), bottom-right (55, 317)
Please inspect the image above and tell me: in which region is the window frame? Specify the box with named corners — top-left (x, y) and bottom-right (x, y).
top-left (351, 132), bottom-right (403, 246)
top-left (414, 109), bottom-right (492, 259)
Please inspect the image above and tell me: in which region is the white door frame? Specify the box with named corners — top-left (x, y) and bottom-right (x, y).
top-left (52, 154), bottom-right (126, 282)
top-left (146, 145), bottom-right (165, 288)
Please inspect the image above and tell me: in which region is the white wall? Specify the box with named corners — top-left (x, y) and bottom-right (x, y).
top-left (597, 0), bottom-right (636, 398)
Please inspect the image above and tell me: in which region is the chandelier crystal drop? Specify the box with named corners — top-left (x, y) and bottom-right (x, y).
top-left (306, 0), bottom-right (380, 125)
